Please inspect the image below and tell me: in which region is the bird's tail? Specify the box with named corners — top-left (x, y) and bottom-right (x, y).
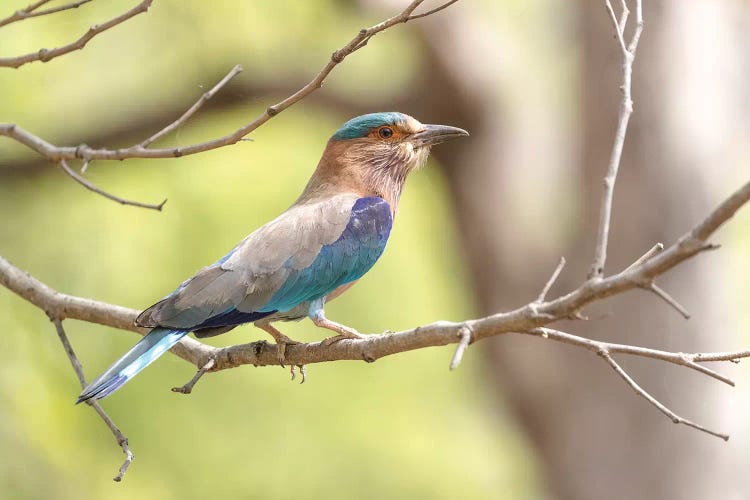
top-left (77, 328), bottom-right (188, 403)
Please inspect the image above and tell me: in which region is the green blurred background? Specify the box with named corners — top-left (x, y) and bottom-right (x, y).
top-left (1, 1), bottom-right (749, 499)
top-left (0, 1), bottom-right (538, 498)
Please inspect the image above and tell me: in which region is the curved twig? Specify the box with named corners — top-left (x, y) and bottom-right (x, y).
top-left (0, 0), bottom-right (153, 69)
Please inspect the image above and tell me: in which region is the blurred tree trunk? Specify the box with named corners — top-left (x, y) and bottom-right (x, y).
top-left (412, 1), bottom-right (747, 499)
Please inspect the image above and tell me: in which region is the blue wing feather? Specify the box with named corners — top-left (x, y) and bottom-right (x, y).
top-left (259, 196), bottom-right (392, 312)
top-left (167, 196), bottom-right (391, 328)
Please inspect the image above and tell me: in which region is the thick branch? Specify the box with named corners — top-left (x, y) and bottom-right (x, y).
top-left (0, 0), bottom-right (153, 68)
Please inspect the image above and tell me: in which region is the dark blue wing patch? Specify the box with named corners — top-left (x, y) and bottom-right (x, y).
top-left (192, 308), bottom-right (276, 330)
top-left (259, 197), bottom-right (392, 312)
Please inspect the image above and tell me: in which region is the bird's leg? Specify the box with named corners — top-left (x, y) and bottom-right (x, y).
top-left (254, 322), bottom-right (299, 368)
top-left (308, 298), bottom-right (365, 345)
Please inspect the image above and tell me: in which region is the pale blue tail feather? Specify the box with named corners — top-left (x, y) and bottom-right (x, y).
top-left (77, 328), bottom-right (188, 403)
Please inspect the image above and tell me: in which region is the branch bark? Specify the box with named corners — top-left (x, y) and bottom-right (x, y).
top-left (0, 0), bottom-right (153, 68)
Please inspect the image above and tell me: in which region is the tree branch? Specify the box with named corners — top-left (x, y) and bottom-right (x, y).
top-left (0, 0), bottom-right (153, 68)
top-left (589, 0), bottom-right (644, 278)
top-left (52, 318), bottom-right (134, 481)
top-left (0, 0), bottom-right (93, 29)
top-left (59, 159), bottom-right (166, 210)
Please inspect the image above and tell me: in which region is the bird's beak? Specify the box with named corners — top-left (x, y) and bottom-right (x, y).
top-left (411, 124), bottom-right (469, 147)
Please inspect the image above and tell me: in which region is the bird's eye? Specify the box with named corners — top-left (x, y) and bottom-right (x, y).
top-left (378, 127), bottom-right (394, 139)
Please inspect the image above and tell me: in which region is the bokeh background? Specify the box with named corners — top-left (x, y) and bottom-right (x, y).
top-left (1, 1), bottom-right (749, 499)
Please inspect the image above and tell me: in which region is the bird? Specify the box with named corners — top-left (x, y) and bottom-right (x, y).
top-left (77, 112), bottom-right (468, 403)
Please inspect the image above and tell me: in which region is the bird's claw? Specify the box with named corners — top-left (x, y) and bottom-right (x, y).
top-left (275, 336), bottom-right (300, 368)
top-left (290, 364), bottom-right (307, 383)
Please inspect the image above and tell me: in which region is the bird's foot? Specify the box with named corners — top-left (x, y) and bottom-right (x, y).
top-left (255, 323), bottom-right (300, 368)
top-left (274, 337), bottom-right (301, 368)
top-left (322, 329), bottom-right (365, 346)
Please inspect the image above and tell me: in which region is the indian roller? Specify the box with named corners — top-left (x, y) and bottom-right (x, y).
top-left (77, 112), bottom-right (468, 402)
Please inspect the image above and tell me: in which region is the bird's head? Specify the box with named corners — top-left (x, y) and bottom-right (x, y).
top-left (307, 112), bottom-right (468, 208)
top-left (331, 112), bottom-right (468, 171)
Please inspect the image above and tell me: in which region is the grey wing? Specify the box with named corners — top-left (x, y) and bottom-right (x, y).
top-left (135, 193), bottom-right (359, 330)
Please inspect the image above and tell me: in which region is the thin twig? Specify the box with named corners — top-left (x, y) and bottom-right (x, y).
top-left (0, 0), bottom-right (54, 28)
top-left (604, 1), bottom-right (628, 54)
top-left (536, 256), bottom-right (566, 303)
top-left (23, 0), bottom-right (92, 18)
top-left (532, 328), bottom-right (735, 387)
top-left (0, 0), bottom-right (153, 68)
top-left (140, 65), bottom-right (244, 148)
top-left (589, 0), bottom-right (643, 278)
top-left (407, 0), bottom-right (460, 21)
top-left (627, 0), bottom-right (644, 53)
top-left (646, 283), bottom-right (691, 319)
top-left (59, 159), bottom-right (166, 211)
top-left (0, 0), bottom-right (93, 28)
top-left (51, 319), bottom-right (135, 480)
top-left (625, 243), bottom-right (664, 271)
top-left (171, 358), bottom-right (215, 394)
top-left (599, 349), bottom-right (729, 440)
top-left (617, 0), bottom-right (629, 31)
top-left (449, 326), bottom-right (472, 370)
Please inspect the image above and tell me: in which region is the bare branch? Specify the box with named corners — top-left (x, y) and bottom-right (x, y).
top-left (589, 0), bottom-right (644, 278)
top-left (645, 283), bottom-right (691, 319)
top-left (139, 64), bottom-right (244, 148)
top-left (625, 242), bottom-right (664, 271)
top-left (407, 0), bottom-right (460, 21)
top-left (536, 256), bottom-right (566, 303)
top-left (0, 0), bottom-right (153, 69)
top-left (0, 0), bottom-right (457, 164)
top-left (171, 357), bottom-right (215, 394)
top-left (604, 1), bottom-right (628, 54)
top-left (0, 0), bottom-right (54, 28)
top-left (59, 159), bottom-right (166, 210)
top-left (617, 0), bottom-right (629, 31)
top-left (51, 319), bottom-right (134, 480)
top-left (531, 328), bottom-right (736, 387)
top-left (599, 349), bottom-right (728, 440)
top-left (0, 0), bottom-right (93, 29)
